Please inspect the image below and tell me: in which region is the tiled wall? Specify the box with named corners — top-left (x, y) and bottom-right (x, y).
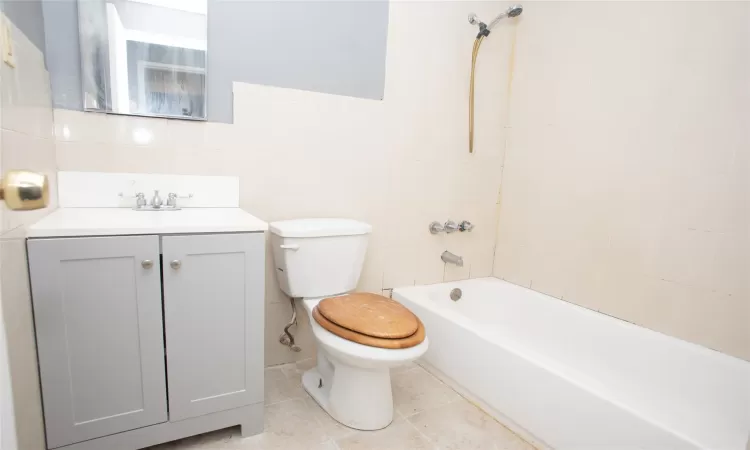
top-left (53, 1), bottom-right (516, 366)
top-left (493, 2), bottom-right (749, 361)
top-left (0, 13), bottom-right (56, 450)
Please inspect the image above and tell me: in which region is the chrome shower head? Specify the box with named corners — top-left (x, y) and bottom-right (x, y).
top-left (506, 5), bottom-right (523, 18)
top-left (487, 4), bottom-right (523, 29)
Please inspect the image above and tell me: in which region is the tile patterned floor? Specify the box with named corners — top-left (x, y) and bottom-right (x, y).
top-left (147, 360), bottom-right (536, 450)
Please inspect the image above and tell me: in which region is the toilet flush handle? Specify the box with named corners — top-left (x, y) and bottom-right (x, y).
top-left (280, 244), bottom-right (300, 251)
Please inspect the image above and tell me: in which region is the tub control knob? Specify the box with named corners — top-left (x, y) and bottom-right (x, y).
top-left (429, 221), bottom-right (445, 234)
top-left (444, 220), bottom-right (459, 233)
top-left (459, 221), bottom-right (474, 232)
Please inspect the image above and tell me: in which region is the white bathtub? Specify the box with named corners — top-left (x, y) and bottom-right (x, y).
top-left (393, 278), bottom-right (750, 450)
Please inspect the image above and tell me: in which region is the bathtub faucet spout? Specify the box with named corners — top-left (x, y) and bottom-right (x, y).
top-left (441, 251), bottom-right (464, 267)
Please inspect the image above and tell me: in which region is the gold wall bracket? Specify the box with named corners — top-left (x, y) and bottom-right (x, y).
top-left (0, 170), bottom-right (49, 210)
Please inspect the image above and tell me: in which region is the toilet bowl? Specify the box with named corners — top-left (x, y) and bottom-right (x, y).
top-left (269, 219), bottom-right (429, 430)
top-left (301, 297), bottom-right (428, 429)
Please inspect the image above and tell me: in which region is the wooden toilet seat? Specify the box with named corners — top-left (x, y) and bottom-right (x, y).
top-left (313, 293), bottom-right (426, 349)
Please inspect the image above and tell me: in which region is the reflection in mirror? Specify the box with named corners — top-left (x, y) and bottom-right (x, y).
top-left (79, 0), bottom-right (208, 120)
top-left (79, 0), bottom-right (110, 111)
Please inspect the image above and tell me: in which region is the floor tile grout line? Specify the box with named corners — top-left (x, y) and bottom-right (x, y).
top-left (396, 395), bottom-right (463, 422)
top-left (263, 396), bottom-right (308, 407)
top-left (402, 396), bottom-right (535, 450)
top-left (393, 364), bottom-right (426, 377)
top-left (403, 413), bottom-right (438, 448)
top-left (268, 359), bottom-right (533, 449)
top-left (180, 363), bottom-right (528, 450)
top-left (280, 358), bottom-right (314, 382)
top-left (407, 361), bottom-right (538, 449)
top-left (416, 371), bottom-right (539, 450)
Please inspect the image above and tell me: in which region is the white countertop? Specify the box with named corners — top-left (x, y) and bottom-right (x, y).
top-left (27, 208), bottom-right (268, 238)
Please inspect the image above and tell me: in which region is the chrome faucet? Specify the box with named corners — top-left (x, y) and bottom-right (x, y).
top-left (430, 220), bottom-right (474, 234)
top-left (441, 251), bottom-right (464, 267)
top-left (123, 190), bottom-right (188, 211)
top-left (150, 190), bottom-right (163, 208)
top-left (429, 220), bottom-right (461, 234)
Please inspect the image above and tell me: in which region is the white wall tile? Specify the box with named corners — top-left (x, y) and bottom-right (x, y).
top-left (0, 13), bottom-right (56, 450)
top-left (57, 171), bottom-right (239, 208)
top-left (494, 1), bottom-right (750, 361)
top-left (0, 19), bottom-right (53, 140)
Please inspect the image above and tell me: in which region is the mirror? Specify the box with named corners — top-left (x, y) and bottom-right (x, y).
top-left (79, 0), bottom-right (207, 120)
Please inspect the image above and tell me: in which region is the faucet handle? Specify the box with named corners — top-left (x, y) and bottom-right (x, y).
top-left (119, 192), bottom-right (148, 208)
top-left (429, 221), bottom-right (445, 234)
top-left (135, 192), bottom-right (147, 208)
top-left (444, 220), bottom-right (459, 233)
top-left (459, 221), bottom-right (474, 232)
top-left (165, 192), bottom-right (192, 208)
top-left (166, 192), bottom-right (177, 207)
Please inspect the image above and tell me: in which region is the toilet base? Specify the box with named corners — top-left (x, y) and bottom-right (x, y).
top-left (301, 357), bottom-right (394, 431)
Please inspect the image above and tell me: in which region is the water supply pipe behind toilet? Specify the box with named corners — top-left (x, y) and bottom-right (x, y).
top-left (279, 296), bottom-right (302, 352)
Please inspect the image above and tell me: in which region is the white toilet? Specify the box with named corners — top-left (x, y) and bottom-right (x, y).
top-left (270, 218), bottom-right (429, 430)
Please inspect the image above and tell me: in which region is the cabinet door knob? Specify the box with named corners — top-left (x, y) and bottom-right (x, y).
top-left (141, 260), bottom-right (153, 269)
top-left (170, 260), bottom-right (181, 269)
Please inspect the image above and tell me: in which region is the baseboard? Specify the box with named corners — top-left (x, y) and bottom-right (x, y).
top-left (55, 403), bottom-right (263, 450)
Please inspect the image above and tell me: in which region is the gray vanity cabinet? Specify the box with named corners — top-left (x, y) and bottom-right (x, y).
top-left (162, 233), bottom-right (264, 420)
top-left (27, 236), bottom-right (168, 449)
top-left (27, 232), bottom-right (265, 449)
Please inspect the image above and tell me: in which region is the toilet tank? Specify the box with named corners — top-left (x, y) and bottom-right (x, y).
top-left (270, 219), bottom-right (371, 298)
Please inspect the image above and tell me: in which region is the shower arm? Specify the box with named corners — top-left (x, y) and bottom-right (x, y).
top-left (486, 13), bottom-right (509, 32)
top-left (469, 35), bottom-right (485, 154)
top-left (469, 4), bottom-right (523, 36)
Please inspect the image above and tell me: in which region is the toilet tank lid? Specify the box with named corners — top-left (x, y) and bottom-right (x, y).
top-left (269, 218), bottom-right (372, 238)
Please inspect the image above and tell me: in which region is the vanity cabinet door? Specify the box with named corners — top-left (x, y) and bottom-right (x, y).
top-left (162, 233), bottom-right (264, 421)
top-left (27, 236), bottom-right (167, 448)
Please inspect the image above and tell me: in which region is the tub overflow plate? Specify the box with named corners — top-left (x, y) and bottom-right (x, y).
top-left (450, 288), bottom-right (462, 301)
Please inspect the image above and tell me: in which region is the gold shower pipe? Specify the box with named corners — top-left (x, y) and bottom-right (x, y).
top-left (469, 35), bottom-right (485, 154)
